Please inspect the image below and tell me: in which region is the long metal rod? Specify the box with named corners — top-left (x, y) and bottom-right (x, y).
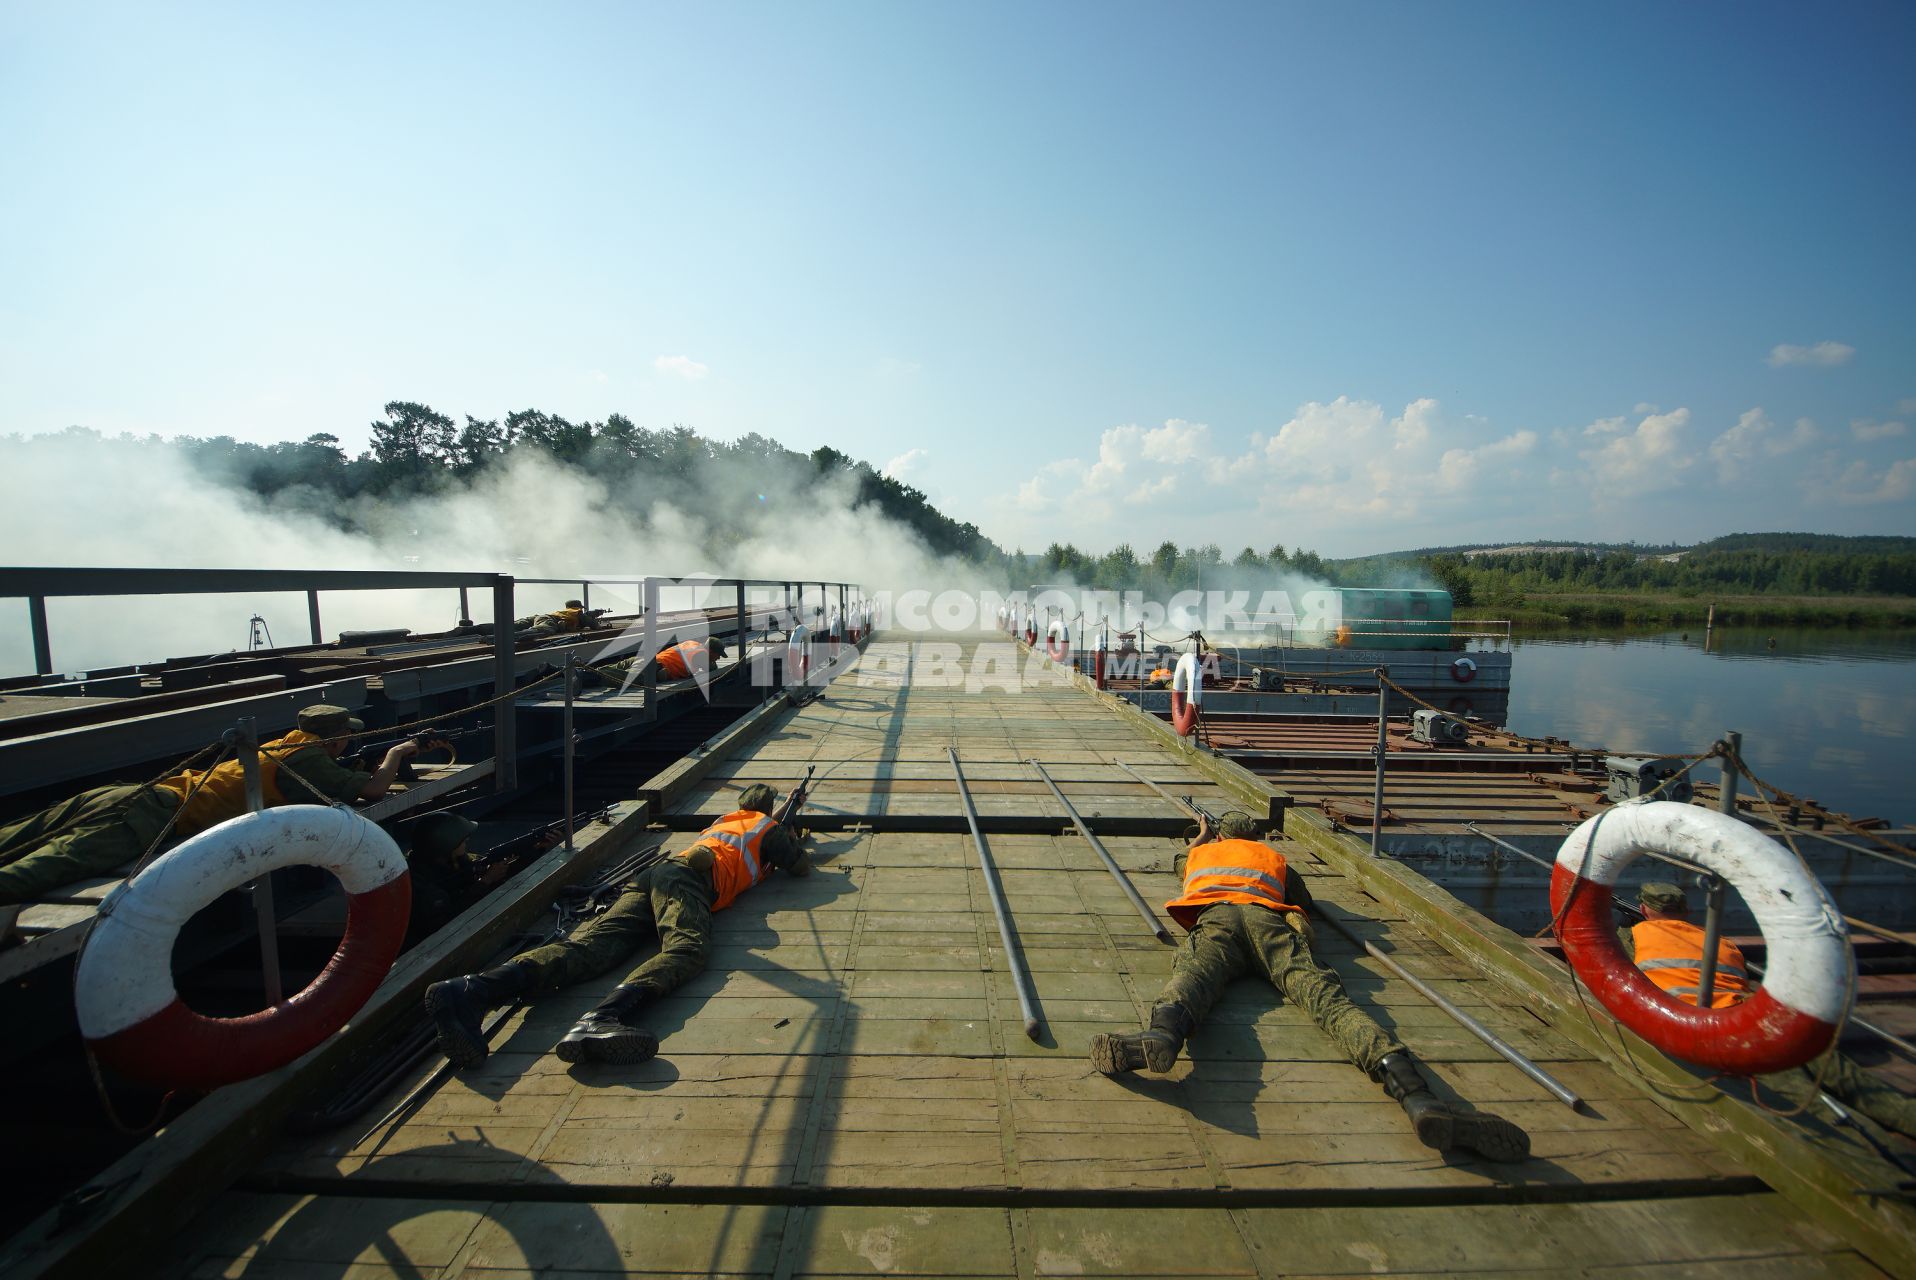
top-left (949, 747), bottom-right (1042, 1041)
top-left (1369, 668), bottom-right (1388, 855)
top-left (1312, 907), bottom-right (1584, 1110)
top-left (235, 717), bottom-right (283, 1005)
top-left (1026, 758), bottom-right (1172, 944)
top-left (562, 654), bottom-right (577, 852)
top-left (491, 578), bottom-right (517, 790)
top-left (306, 589), bottom-right (323, 644)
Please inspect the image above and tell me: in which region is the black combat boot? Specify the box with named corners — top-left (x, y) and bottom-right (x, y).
top-left (424, 960), bottom-right (536, 1069)
top-left (555, 984), bottom-right (660, 1065)
top-left (1089, 1003), bottom-right (1191, 1076)
top-left (1375, 1051), bottom-right (1530, 1163)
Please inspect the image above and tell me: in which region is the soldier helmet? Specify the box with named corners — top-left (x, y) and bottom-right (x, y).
top-left (1638, 881), bottom-right (1688, 912)
top-left (413, 813), bottom-right (478, 862)
top-left (1218, 812), bottom-right (1259, 840)
top-left (738, 783), bottom-right (779, 814)
top-left (298, 704), bottom-right (365, 736)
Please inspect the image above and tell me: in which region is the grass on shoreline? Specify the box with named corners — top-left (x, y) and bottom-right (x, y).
top-left (1459, 592), bottom-right (1916, 629)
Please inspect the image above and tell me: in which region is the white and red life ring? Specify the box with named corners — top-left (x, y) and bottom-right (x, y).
top-left (1550, 800), bottom-right (1851, 1075)
top-left (1169, 651), bottom-right (1203, 737)
top-left (1045, 618), bottom-right (1071, 663)
top-left (1451, 656), bottom-right (1478, 684)
top-left (786, 624), bottom-right (811, 684)
top-left (75, 806), bottom-right (410, 1092)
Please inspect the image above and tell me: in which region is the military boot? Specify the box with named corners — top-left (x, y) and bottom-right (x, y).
top-left (425, 960), bottom-right (536, 1069)
top-left (1375, 1051), bottom-right (1530, 1163)
top-left (1089, 1003), bottom-right (1191, 1076)
top-left (555, 984), bottom-right (660, 1065)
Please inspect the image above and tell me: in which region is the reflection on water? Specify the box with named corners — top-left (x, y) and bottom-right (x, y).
top-left (1480, 627), bottom-right (1916, 827)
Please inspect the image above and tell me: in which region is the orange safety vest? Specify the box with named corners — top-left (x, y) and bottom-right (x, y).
top-left (153, 730), bottom-right (332, 837)
top-left (1163, 838), bottom-right (1302, 930)
top-left (686, 809), bottom-right (777, 911)
top-left (1631, 919), bottom-right (1751, 1009)
top-left (658, 641), bottom-right (706, 681)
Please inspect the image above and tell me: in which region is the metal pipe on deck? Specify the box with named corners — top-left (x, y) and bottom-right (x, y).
top-left (949, 747), bottom-right (1043, 1041)
top-left (1025, 758), bottom-right (1172, 944)
top-left (1312, 907), bottom-right (1584, 1110)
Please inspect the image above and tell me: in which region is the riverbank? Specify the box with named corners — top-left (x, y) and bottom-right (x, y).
top-left (1462, 592), bottom-right (1916, 629)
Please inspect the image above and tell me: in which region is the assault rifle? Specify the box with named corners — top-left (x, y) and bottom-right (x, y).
top-left (773, 765), bottom-right (816, 828)
top-left (350, 724), bottom-right (488, 779)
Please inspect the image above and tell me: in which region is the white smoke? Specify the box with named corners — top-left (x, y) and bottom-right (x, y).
top-left (0, 431), bottom-right (997, 675)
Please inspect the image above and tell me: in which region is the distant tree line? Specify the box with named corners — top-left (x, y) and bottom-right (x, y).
top-left (20, 402), bottom-right (1004, 565)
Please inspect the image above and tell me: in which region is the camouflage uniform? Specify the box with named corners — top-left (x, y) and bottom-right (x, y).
top-left (425, 783), bottom-right (805, 1068)
top-left (1156, 895), bottom-right (1401, 1076)
top-left (0, 723), bottom-right (368, 906)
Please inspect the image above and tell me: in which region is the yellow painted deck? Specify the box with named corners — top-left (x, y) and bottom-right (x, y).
top-left (156, 636), bottom-right (1896, 1278)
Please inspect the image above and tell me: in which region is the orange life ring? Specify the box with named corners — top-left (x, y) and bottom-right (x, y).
top-left (1169, 652), bottom-right (1202, 736)
top-left (1451, 657), bottom-right (1478, 683)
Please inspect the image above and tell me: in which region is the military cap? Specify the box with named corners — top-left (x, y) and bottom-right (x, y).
top-left (1218, 811), bottom-right (1260, 840)
top-left (1638, 881), bottom-right (1688, 912)
top-left (413, 813), bottom-right (478, 862)
top-left (738, 783), bottom-right (779, 815)
top-left (564, 599), bottom-right (584, 609)
top-left (298, 703), bottom-right (365, 736)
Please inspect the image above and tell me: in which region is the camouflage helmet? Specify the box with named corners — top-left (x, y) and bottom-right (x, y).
top-left (1218, 811), bottom-right (1259, 840)
top-left (413, 813), bottom-right (478, 862)
top-left (1638, 881), bottom-right (1688, 912)
top-left (738, 783), bottom-right (778, 815)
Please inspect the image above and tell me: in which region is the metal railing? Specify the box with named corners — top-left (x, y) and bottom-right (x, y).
top-left (0, 567), bottom-right (521, 790)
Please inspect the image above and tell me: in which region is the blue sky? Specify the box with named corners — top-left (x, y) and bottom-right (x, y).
top-left (2, 1), bottom-right (1911, 558)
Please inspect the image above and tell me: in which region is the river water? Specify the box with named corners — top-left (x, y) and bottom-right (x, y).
top-left (1480, 628), bottom-right (1916, 829)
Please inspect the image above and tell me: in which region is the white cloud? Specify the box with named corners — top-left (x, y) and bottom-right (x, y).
top-left (1852, 418), bottom-right (1908, 442)
top-left (1436, 430), bottom-right (1537, 491)
top-left (1579, 408), bottom-right (1693, 497)
top-left (882, 447), bottom-right (928, 481)
top-left (1708, 409), bottom-right (1819, 482)
top-left (588, 369), bottom-right (609, 384)
top-left (1808, 457), bottom-right (1916, 506)
top-left (653, 354), bottom-right (710, 380)
top-left (1767, 341), bottom-right (1855, 368)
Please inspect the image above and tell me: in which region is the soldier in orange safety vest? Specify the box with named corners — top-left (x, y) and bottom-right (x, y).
top-left (0, 704), bottom-right (420, 910)
top-left (426, 783), bottom-right (808, 1067)
top-left (580, 638), bottom-right (728, 692)
top-left (1624, 882), bottom-right (1916, 1137)
top-left (1089, 811), bottom-right (1531, 1162)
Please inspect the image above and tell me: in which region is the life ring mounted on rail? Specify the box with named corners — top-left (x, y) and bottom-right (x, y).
top-left (1045, 618), bottom-right (1071, 663)
top-left (1451, 656), bottom-right (1478, 684)
top-left (1549, 800), bottom-right (1851, 1075)
top-left (1169, 651), bottom-right (1203, 737)
top-left (75, 806), bottom-right (411, 1093)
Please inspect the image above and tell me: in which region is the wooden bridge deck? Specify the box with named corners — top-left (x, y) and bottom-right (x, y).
top-left (154, 635), bottom-right (1892, 1278)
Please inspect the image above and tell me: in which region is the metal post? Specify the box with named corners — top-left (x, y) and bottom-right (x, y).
top-left (1027, 758), bottom-right (1171, 943)
top-left (1370, 668), bottom-right (1388, 855)
top-left (458, 587), bottom-right (472, 627)
top-left (236, 717), bottom-right (283, 1004)
top-left (736, 580), bottom-right (748, 687)
top-left (563, 654), bottom-right (577, 852)
top-left (1696, 730), bottom-right (1740, 1007)
top-left (642, 576), bottom-right (660, 724)
top-left (28, 594), bottom-right (52, 675)
top-left (581, 581), bottom-right (590, 613)
top-left (949, 747), bottom-right (1043, 1041)
top-left (491, 577), bottom-right (517, 790)
top-left (307, 589), bottom-right (323, 644)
